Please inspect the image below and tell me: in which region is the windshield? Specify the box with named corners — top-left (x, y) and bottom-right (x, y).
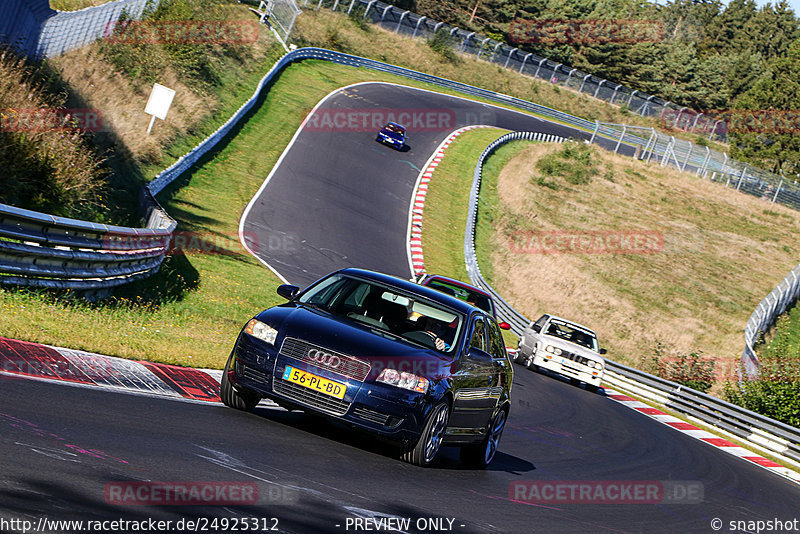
top-left (544, 319), bottom-right (598, 351)
top-left (384, 123), bottom-right (405, 135)
top-left (425, 279), bottom-right (494, 315)
top-left (298, 274), bottom-right (463, 353)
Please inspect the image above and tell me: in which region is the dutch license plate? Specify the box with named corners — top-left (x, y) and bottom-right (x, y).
top-left (282, 366), bottom-right (346, 399)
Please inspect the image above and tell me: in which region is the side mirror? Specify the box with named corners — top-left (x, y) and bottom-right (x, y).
top-left (467, 347), bottom-right (492, 364)
top-left (599, 348), bottom-right (607, 355)
top-left (499, 321), bottom-right (511, 331)
top-left (277, 284), bottom-right (299, 300)
top-left (532, 324), bottom-right (541, 333)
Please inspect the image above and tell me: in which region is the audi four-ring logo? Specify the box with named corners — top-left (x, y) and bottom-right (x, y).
top-left (308, 349), bottom-right (341, 369)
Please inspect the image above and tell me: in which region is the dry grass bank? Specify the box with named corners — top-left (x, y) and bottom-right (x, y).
top-left (483, 142), bottom-right (798, 382)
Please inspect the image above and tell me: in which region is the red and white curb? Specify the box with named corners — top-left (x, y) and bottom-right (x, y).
top-left (605, 389), bottom-right (800, 484)
top-left (407, 125), bottom-right (491, 277)
top-left (0, 336), bottom-right (223, 403)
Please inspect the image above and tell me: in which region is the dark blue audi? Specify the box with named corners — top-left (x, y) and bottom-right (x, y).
top-left (222, 268), bottom-right (513, 467)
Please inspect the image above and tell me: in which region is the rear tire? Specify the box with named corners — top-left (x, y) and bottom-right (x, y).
top-left (401, 401), bottom-right (449, 467)
top-left (220, 356), bottom-right (261, 412)
top-left (461, 408), bottom-right (507, 469)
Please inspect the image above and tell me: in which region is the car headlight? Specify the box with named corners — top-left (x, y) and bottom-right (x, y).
top-left (545, 345), bottom-right (562, 356)
top-left (377, 368), bottom-right (429, 394)
top-left (587, 360), bottom-right (596, 368)
top-left (245, 319), bottom-right (277, 345)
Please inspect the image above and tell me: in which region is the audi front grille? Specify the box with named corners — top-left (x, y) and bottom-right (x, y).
top-left (279, 337), bottom-right (371, 381)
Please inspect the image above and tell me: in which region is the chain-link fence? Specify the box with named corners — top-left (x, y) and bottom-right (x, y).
top-left (257, 0), bottom-right (301, 45)
top-left (590, 122), bottom-right (800, 211)
top-left (303, 0), bottom-right (728, 143)
top-left (1, 0), bottom-right (158, 60)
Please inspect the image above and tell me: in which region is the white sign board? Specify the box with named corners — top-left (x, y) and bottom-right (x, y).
top-left (145, 83), bottom-right (175, 121)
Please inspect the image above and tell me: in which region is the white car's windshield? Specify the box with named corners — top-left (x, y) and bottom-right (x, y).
top-left (544, 320), bottom-right (598, 351)
top-left (299, 274), bottom-right (464, 353)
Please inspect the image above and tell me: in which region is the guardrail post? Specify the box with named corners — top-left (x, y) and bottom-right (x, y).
top-left (610, 84), bottom-right (622, 104)
top-left (316, 0), bottom-right (323, 10)
top-left (347, 0), bottom-right (357, 15)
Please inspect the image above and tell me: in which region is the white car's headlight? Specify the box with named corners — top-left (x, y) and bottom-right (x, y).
top-left (377, 368), bottom-right (429, 394)
top-left (245, 319), bottom-right (278, 345)
top-left (545, 345), bottom-right (562, 356)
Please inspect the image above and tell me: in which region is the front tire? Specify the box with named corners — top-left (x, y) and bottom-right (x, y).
top-left (461, 408), bottom-right (507, 469)
top-left (402, 401), bottom-right (449, 467)
top-left (220, 357), bottom-right (261, 412)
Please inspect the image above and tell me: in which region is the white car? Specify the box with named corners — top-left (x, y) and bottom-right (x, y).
top-left (516, 314), bottom-right (606, 392)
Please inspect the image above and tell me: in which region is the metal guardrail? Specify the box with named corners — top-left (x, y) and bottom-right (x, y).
top-left (0, 189), bottom-right (174, 291)
top-left (462, 131), bottom-right (800, 466)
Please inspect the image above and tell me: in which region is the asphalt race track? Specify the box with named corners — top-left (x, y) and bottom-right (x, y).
top-left (240, 83), bottom-right (625, 288)
top-left (2, 82), bottom-right (799, 533)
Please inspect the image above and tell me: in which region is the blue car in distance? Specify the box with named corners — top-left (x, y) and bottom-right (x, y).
top-left (222, 268), bottom-right (513, 468)
top-left (376, 122), bottom-right (406, 149)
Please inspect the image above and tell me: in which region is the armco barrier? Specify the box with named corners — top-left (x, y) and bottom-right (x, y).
top-left (0, 189), bottom-right (174, 291)
top-left (461, 131), bottom-right (800, 467)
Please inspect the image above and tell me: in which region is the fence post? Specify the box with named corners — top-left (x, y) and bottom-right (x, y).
top-left (519, 52), bottom-right (532, 73)
top-left (614, 125), bottom-right (627, 154)
top-left (396, 11), bottom-right (410, 32)
top-left (682, 142), bottom-right (693, 172)
top-left (380, 4), bottom-right (392, 21)
top-left (589, 120), bottom-right (599, 144)
top-left (610, 84), bottom-right (622, 104)
top-left (347, 0), bottom-right (357, 15)
top-left (772, 178), bottom-right (784, 205)
top-left (411, 15), bottom-right (426, 37)
top-left (579, 74), bottom-right (591, 93)
top-left (593, 79), bottom-right (606, 99)
top-left (476, 37), bottom-right (490, 58)
top-left (503, 48), bottom-right (517, 69)
top-left (533, 57), bottom-right (546, 78)
top-left (627, 90), bottom-right (638, 107)
top-left (697, 147), bottom-right (711, 177)
top-left (565, 68), bottom-right (577, 87)
top-left (363, 0), bottom-right (377, 19)
top-left (461, 31), bottom-right (475, 51)
top-left (690, 112), bottom-right (703, 133)
top-left (736, 165), bottom-right (747, 190)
